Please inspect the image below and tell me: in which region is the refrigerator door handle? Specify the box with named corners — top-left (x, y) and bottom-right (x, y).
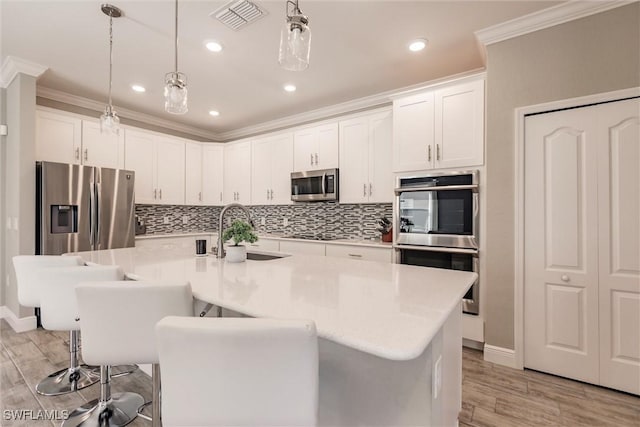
top-left (89, 181), bottom-right (96, 248)
top-left (95, 182), bottom-right (102, 249)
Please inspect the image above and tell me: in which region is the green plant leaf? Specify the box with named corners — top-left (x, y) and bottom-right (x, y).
top-left (222, 220), bottom-right (258, 246)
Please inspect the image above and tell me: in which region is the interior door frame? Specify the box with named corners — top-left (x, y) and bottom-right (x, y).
top-left (513, 86), bottom-right (640, 369)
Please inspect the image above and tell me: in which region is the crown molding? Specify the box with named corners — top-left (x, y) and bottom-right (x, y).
top-left (218, 69), bottom-right (486, 141)
top-left (475, 0), bottom-right (635, 46)
top-left (36, 86), bottom-right (220, 141)
top-left (1, 56), bottom-right (48, 88)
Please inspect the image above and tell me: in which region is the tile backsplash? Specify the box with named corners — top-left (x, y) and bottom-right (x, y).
top-left (135, 202), bottom-right (393, 240)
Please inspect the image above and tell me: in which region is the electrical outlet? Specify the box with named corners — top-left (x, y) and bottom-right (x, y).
top-left (163, 216), bottom-right (170, 225)
top-left (433, 355), bottom-right (442, 399)
top-left (283, 218), bottom-right (288, 227)
top-left (260, 217), bottom-right (266, 226)
top-left (182, 215), bottom-right (189, 225)
top-left (12, 217), bottom-right (18, 230)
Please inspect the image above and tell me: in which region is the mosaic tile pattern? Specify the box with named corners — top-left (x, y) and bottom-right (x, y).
top-left (135, 202), bottom-right (393, 240)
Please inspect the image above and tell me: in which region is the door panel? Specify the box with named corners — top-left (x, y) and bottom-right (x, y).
top-left (156, 137), bottom-right (186, 205)
top-left (124, 129), bottom-right (156, 204)
top-left (185, 143), bottom-right (203, 205)
top-left (597, 98), bottom-right (640, 395)
top-left (202, 144), bottom-right (223, 205)
top-left (369, 111), bottom-right (393, 204)
top-left (95, 167), bottom-right (135, 250)
top-left (524, 107), bottom-right (599, 384)
top-left (251, 137), bottom-right (272, 205)
top-left (270, 133), bottom-right (294, 205)
top-left (339, 117), bottom-right (369, 204)
top-left (393, 92), bottom-right (434, 172)
top-left (35, 110), bottom-right (81, 164)
top-left (82, 120), bottom-right (123, 169)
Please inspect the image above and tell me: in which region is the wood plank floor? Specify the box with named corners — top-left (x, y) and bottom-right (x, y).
top-left (1, 319), bottom-right (639, 426)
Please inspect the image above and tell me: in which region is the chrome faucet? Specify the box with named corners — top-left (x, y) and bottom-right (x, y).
top-left (216, 203), bottom-right (253, 258)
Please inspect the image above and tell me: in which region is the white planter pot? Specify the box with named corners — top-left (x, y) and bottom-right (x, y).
top-left (226, 245), bottom-right (247, 263)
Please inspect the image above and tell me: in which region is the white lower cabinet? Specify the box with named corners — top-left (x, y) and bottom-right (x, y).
top-left (279, 240), bottom-right (326, 256)
top-left (247, 238), bottom-right (280, 252)
top-left (326, 244), bottom-right (392, 262)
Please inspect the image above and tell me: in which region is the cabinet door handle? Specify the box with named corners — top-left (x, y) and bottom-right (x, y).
top-left (270, 189), bottom-right (274, 200)
top-left (310, 153), bottom-right (314, 166)
top-left (266, 189), bottom-right (270, 200)
top-left (83, 149), bottom-right (88, 161)
top-left (220, 192), bottom-right (222, 202)
top-left (75, 147), bottom-right (80, 161)
top-left (348, 253), bottom-right (363, 258)
top-left (315, 153), bottom-right (318, 165)
top-left (199, 192), bottom-right (202, 202)
top-left (436, 144), bottom-right (440, 161)
top-left (369, 183), bottom-right (372, 197)
top-left (159, 189), bottom-right (162, 200)
top-left (363, 183), bottom-right (367, 197)
top-left (428, 146), bottom-right (432, 162)
top-left (154, 189), bottom-right (157, 199)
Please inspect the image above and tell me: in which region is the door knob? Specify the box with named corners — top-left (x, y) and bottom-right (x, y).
top-left (561, 274), bottom-right (570, 282)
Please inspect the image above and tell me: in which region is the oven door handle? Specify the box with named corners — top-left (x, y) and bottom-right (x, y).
top-left (394, 184), bottom-right (478, 194)
top-left (393, 244), bottom-right (478, 255)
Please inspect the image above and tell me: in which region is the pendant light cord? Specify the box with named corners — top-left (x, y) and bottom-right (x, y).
top-left (108, 12), bottom-right (114, 108)
top-left (174, 0), bottom-right (179, 73)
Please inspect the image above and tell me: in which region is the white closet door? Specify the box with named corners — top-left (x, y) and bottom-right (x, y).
top-left (524, 106), bottom-right (600, 383)
top-left (596, 98), bottom-right (640, 395)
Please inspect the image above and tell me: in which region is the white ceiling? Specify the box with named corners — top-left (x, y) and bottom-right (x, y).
top-left (1, 0), bottom-right (560, 139)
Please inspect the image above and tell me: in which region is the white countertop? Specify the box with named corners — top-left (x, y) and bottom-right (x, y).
top-left (73, 245), bottom-right (475, 361)
top-left (135, 232), bottom-right (393, 249)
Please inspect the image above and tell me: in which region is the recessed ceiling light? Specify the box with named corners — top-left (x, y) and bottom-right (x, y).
top-left (284, 84), bottom-right (297, 93)
top-left (209, 110), bottom-right (220, 117)
top-left (408, 39), bottom-right (427, 52)
top-left (205, 41), bottom-right (223, 52)
top-left (131, 84), bottom-right (146, 93)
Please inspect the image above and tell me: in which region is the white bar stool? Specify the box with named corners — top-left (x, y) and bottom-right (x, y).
top-left (12, 255), bottom-right (97, 395)
top-left (73, 280), bottom-right (193, 427)
top-left (156, 316), bottom-right (319, 427)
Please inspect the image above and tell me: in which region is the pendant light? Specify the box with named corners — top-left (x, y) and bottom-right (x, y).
top-left (164, 0), bottom-right (187, 114)
top-left (100, 4), bottom-right (122, 135)
top-left (278, 0), bottom-right (311, 71)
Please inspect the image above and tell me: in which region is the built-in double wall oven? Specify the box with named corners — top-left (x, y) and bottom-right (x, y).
top-left (394, 170), bottom-right (480, 315)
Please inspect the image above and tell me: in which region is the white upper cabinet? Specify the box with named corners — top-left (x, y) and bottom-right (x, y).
top-left (36, 109), bottom-right (82, 164)
top-left (185, 142), bottom-right (224, 206)
top-left (185, 142), bottom-right (204, 205)
top-left (223, 140), bottom-right (252, 205)
top-left (339, 110), bottom-right (393, 204)
top-left (124, 129), bottom-right (185, 205)
top-left (251, 133), bottom-right (294, 205)
top-left (35, 109), bottom-right (123, 169)
top-left (434, 80), bottom-right (484, 169)
top-left (392, 78), bottom-right (484, 172)
top-left (392, 92), bottom-right (435, 172)
top-left (81, 120), bottom-right (125, 169)
top-left (202, 144), bottom-right (224, 205)
top-left (293, 122), bottom-right (339, 171)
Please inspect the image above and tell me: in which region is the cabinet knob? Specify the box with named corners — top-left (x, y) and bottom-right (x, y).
top-left (561, 274), bottom-right (570, 282)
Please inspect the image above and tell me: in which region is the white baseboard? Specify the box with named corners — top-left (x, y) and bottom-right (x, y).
top-left (0, 306), bottom-right (37, 333)
top-left (483, 344), bottom-right (518, 369)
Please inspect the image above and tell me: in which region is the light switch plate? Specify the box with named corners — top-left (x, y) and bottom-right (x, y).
top-left (260, 217), bottom-right (266, 226)
top-left (0, 124), bottom-right (7, 136)
top-left (163, 216), bottom-right (170, 225)
top-left (182, 215), bottom-right (189, 225)
top-left (283, 218), bottom-right (288, 227)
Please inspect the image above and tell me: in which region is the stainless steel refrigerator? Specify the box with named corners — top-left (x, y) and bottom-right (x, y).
top-left (36, 161), bottom-right (135, 255)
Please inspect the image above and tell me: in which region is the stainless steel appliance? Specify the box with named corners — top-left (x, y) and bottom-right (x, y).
top-left (36, 161), bottom-right (135, 255)
top-left (394, 170), bottom-right (480, 315)
top-left (291, 168), bottom-right (339, 202)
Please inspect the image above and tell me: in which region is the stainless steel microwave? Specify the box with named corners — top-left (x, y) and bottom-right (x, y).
top-left (291, 168), bottom-right (339, 202)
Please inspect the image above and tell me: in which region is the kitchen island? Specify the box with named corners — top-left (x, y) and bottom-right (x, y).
top-left (73, 245), bottom-right (476, 426)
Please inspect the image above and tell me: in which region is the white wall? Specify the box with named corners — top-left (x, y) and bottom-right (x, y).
top-left (4, 73), bottom-right (37, 318)
top-left (484, 3), bottom-right (640, 349)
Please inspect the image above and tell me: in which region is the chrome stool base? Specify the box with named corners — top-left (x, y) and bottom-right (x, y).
top-left (62, 392), bottom-right (144, 427)
top-left (36, 364), bottom-right (100, 396)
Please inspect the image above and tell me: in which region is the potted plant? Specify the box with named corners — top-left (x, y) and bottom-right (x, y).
top-left (377, 217), bottom-right (393, 242)
top-left (222, 220), bottom-right (258, 263)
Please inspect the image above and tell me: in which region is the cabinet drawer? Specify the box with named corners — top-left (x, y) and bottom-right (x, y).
top-left (326, 244), bottom-right (392, 262)
top-left (247, 238), bottom-right (280, 252)
top-left (279, 240), bottom-right (326, 256)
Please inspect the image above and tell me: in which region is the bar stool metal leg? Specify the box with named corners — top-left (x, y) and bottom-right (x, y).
top-left (62, 366), bottom-right (144, 427)
top-left (136, 364), bottom-right (162, 427)
top-left (36, 330), bottom-right (100, 396)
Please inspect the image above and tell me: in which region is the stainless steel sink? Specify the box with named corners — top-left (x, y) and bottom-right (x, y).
top-left (246, 252), bottom-right (288, 261)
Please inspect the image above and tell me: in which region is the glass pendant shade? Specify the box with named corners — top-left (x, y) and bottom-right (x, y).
top-left (164, 72), bottom-right (188, 114)
top-left (279, 16), bottom-right (311, 71)
top-left (100, 105), bottom-right (120, 135)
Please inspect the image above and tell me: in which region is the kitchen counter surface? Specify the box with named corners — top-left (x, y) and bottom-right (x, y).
top-left (73, 245), bottom-right (474, 361)
top-left (135, 231), bottom-right (393, 249)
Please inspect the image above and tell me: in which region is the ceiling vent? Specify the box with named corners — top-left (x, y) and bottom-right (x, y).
top-left (211, 0), bottom-right (267, 31)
